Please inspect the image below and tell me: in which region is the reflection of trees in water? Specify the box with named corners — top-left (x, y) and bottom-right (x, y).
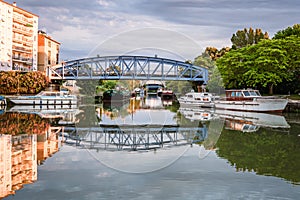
top-left (216, 128), bottom-right (300, 184)
top-left (0, 113), bottom-right (50, 135)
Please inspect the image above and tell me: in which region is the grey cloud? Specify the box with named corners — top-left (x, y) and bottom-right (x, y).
top-left (123, 0), bottom-right (300, 28)
top-left (5, 0), bottom-right (300, 60)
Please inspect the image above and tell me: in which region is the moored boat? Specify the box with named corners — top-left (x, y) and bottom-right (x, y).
top-left (214, 89), bottom-right (288, 112)
top-left (178, 91), bottom-right (218, 108)
top-left (8, 91), bottom-right (77, 105)
top-left (161, 89), bottom-right (174, 100)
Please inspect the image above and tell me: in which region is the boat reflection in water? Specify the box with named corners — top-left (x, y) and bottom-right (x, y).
top-left (69, 97), bottom-right (220, 173)
top-left (8, 105), bottom-right (82, 125)
top-left (179, 107), bottom-right (290, 131)
top-left (0, 95), bottom-right (298, 199)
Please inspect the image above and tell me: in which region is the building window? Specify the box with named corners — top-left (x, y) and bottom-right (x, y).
top-left (48, 50), bottom-right (51, 65)
top-left (48, 41), bottom-right (51, 47)
top-left (56, 53), bottom-right (59, 64)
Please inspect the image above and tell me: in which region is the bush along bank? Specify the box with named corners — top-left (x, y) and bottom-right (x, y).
top-left (0, 71), bottom-right (49, 95)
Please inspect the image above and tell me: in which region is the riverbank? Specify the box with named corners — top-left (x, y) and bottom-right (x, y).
top-left (285, 99), bottom-right (300, 113)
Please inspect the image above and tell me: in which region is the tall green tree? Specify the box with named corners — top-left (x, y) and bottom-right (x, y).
top-left (231, 27), bottom-right (269, 49)
top-left (273, 24), bottom-right (300, 39)
top-left (217, 36), bottom-right (300, 94)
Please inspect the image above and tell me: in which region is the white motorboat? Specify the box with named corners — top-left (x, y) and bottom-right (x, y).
top-left (214, 89), bottom-right (288, 112)
top-left (8, 91), bottom-right (77, 105)
top-left (178, 91), bottom-right (218, 108)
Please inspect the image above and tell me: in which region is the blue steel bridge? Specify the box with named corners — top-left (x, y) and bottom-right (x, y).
top-left (47, 55), bottom-right (209, 83)
top-left (60, 124), bottom-right (208, 151)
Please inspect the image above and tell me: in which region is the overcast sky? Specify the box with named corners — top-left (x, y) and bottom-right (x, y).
top-left (7, 0), bottom-right (300, 61)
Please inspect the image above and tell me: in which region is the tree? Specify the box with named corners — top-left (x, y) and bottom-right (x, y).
top-left (216, 36), bottom-right (300, 94)
top-left (205, 46), bottom-right (231, 61)
top-left (193, 52), bottom-right (224, 94)
top-left (231, 27), bottom-right (269, 49)
top-left (273, 24), bottom-right (300, 39)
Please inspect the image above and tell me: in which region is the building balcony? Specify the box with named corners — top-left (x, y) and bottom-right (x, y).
top-left (12, 37), bottom-right (23, 44)
top-left (23, 40), bottom-right (33, 47)
top-left (12, 56), bottom-right (33, 65)
top-left (13, 26), bottom-right (33, 37)
top-left (12, 45), bottom-right (32, 53)
top-left (13, 16), bottom-right (33, 26)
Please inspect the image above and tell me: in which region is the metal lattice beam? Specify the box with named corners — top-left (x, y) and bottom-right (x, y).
top-left (47, 56), bottom-right (209, 83)
top-left (61, 125), bottom-right (208, 151)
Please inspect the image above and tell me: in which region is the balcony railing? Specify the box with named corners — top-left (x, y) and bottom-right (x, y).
top-left (13, 25), bottom-right (33, 36)
top-left (12, 45), bottom-right (32, 53)
top-left (12, 56), bottom-right (33, 65)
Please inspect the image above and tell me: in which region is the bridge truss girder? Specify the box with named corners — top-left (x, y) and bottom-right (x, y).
top-left (47, 56), bottom-right (209, 83)
top-left (62, 125), bottom-right (208, 151)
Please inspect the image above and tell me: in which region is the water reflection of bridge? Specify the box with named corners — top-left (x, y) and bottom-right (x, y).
top-left (61, 124), bottom-right (207, 151)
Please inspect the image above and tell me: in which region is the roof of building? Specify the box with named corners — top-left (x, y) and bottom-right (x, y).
top-left (1, 1), bottom-right (39, 17)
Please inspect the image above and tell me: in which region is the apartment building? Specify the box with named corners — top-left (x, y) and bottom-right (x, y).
top-left (0, 1), bottom-right (38, 71)
top-left (38, 30), bottom-right (60, 72)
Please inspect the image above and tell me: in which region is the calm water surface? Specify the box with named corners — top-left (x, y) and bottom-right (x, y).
top-left (1, 97), bottom-right (300, 200)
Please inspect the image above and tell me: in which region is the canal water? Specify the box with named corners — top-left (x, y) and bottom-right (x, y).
top-left (1, 96), bottom-right (300, 200)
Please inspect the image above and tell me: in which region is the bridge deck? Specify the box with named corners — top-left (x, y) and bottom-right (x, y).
top-left (47, 55), bottom-right (208, 83)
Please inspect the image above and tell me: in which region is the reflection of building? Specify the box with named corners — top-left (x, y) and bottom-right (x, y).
top-left (0, 1), bottom-right (38, 71)
top-left (0, 134), bottom-right (37, 198)
top-left (0, 135), bottom-right (12, 198)
top-left (37, 30), bottom-right (60, 72)
top-left (0, 126), bottom-right (62, 199)
top-left (11, 134), bottom-right (37, 191)
top-left (37, 127), bottom-right (61, 165)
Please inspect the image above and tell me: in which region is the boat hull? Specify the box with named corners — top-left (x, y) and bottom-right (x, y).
top-left (179, 100), bottom-right (215, 108)
top-left (214, 98), bottom-right (288, 112)
top-left (9, 97), bottom-right (77, 105)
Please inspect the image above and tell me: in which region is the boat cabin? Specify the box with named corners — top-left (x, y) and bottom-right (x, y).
top-left (225, 89), bottom-right (261, 101)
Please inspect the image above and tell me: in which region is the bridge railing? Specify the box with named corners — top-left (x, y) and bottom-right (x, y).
top-left (47, 56), bottom-right (208, 83)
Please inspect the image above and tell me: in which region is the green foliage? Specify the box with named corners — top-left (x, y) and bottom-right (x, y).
top-left (96, 80), bottom-right (118, 94)
top-left (231, 27), bottom-right (269, 49)
top-left (216, 127), bottom-right (300, 184)
top-left (194, 52), bottom-right (215, 68)
top-left (216, 36), bottom-right (300, 94)
top-left (76, 80), bottom-right (100, 96)
top-left (273, 24), bottom-right (300, 39)
top-left (206, 66), bottom-right (225, 94)
top-left (193, 53), bottom-right (224, 94)
top-left (165, 81), bottom-right (193, 95)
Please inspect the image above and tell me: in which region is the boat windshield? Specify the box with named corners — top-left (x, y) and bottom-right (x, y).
top-left (243, 90), bottom-right (261, 97)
